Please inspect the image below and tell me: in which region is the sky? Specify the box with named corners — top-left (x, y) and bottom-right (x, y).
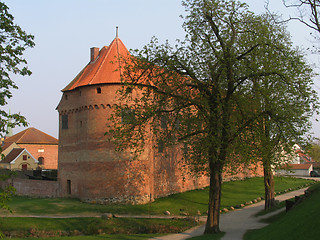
top-left (1, 0), bottom-right (319, 139)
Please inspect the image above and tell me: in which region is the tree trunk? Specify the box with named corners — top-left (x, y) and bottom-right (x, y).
top-left (204, 161), bottom-right (222, 234)
top-left (263, 162), bottom-right (275, 210)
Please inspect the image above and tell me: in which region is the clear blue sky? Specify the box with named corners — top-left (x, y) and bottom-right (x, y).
top-left (2, 0), bottom-right (319, 138)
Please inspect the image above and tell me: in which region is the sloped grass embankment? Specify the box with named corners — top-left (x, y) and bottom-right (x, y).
top-left (244, 181), bottom-right (320, 240)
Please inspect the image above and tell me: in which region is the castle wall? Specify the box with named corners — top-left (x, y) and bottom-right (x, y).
top-left (57, 85), bottom-right (152, 203)
top-left (57, 84), bottom-right (210, 204)
top-left (1, 178), bottom-right (58, 198)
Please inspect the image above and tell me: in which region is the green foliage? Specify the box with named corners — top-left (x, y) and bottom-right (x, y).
top-left (244, 182), bottom-right (320, 240)
top-left (308, 142), bottom-right (320, 161)
top-left (0, 4), bottom-right (34, 237)
top-left (0, 1), bottom-right (34, 135)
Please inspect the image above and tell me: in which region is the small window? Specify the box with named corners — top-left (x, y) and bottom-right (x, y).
top-left (174, 118), bottom-right (180, 129)
top-left (23, 155), bottom-right (27, 160)
top-left (65, 94), bottom-right (68, 100)
top-left (62, 115), bottom-right (68, 129)
top-left (183, 143), bottom-right (188, 154)
top-left (67, 180), bottom-right (71, 194)
top-left (121, 109), bottom-right (135, 124)
top-left (79, 91), bottom-right (82, 96)
top-left (158, 140), bottom-right (164, 153)
top-left (161, 116), bottom-right (167, 129)
top-left (38, 157), bottom-right (44, 165)
top-left (97, 87), bottom-right (101, 94)
top-left (80, 121), bottom-right (83, 127)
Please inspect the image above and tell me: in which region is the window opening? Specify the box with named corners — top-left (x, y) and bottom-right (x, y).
top-left (97, 87), bottom-right (101, 94)
top-left (22, 164), bottom-right (27, 170)
top-left (158, 140), bottom-right (164, 153)
top-left (67, 180), bottom-right (71, 194)
top-left (38, 157), bottom-right (44, 165)
top-left (161, 116), bottom-right (167, 129)
top-left (121, 109), bottom-right (135, 124)
top-left (62, 115), bottom-right (68, 129)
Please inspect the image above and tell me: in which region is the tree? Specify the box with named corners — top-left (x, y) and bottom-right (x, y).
top-left (236, 13), bottom-right (319, 210)
top-left (107, 0), bottom-right (317, 233)
top-left (281, 0), bottom-right (320, 34)
top-left (266, 1), bottom-right (320, 51)
top-left (308, 141), bottom-right (320, 161)
top-left (0, 1), bottom-right (34, 213)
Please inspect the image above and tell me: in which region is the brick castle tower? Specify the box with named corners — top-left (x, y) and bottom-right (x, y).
top-left (56, 36), bottom-right (209, 204)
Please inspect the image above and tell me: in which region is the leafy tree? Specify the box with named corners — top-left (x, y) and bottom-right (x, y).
top-left (308, 141), bottom-right (320, 161)
top-left (240, 14), bottom-right (318, 210)
top-left (0, 1), bottom-right (34, 214)
top-left (107, 0), bottom-right (318, 233)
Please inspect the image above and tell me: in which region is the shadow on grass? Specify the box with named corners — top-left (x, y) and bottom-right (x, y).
top-left (188, 232), bottom-right (225, 240)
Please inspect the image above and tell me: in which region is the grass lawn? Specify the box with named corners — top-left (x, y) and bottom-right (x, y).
top-left (6, 234), bottom-right (160, 240)
top-left (0, 176), bottom-right (313, 217)
top-left (0, 217), bottom-right (192, 239)
top-left (0, 176), bottom-right (314, 239)
top-left (188, 232), bottom-right (226, 240)
top-left (244, 182), bottom-right (320, 240)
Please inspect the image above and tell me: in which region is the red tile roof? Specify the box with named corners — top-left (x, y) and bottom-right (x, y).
top-left (2, 142), bottom-right (14, 151)
top-left (1, 148), bottom-right (24, 163)
top-left (4, 128), bottom-right (58, 145)
top-left (62, 37), bottom-right (130, 92)
top-left (289, 163), bottom-right (312, 170)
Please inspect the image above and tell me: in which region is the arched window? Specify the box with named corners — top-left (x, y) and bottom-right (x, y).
top-left (38, 157), bottom-right (44, 165)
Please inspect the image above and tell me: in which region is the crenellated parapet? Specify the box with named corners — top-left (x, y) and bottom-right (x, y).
top-left (58, 103), bottom-right (112, 115)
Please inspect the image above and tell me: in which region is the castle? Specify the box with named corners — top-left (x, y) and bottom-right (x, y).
top-left (56, 36), bottom-right (209, 204)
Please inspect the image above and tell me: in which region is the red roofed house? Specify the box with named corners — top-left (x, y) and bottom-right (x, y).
top-left (277, 163), bottom-right (313, 177)
top-left (2, 128), bottom-right (58, 170)
top-left (0, 148), bottom-right (38, 170)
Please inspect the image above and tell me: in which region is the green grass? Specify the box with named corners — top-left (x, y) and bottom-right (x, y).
top-left (1, 177), bottom-right (313, 217)
top-left (244, 182), bottom-right (320, 240)
top-left (1, 217), bottom-right (194, 239)
top-left (0, 177), bottom-right (314, 239)
top-left (188, 232), bottom-right (226, 240)
top-left (6, 234), bottom-right (160, 240)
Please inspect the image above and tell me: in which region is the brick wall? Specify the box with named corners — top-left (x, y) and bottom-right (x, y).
top-left (18, 144), bottom-right (58, 169)
top-left (2, 178), bottom-right (58, 198)
top-left (56, 84), bottom-right (263, 204)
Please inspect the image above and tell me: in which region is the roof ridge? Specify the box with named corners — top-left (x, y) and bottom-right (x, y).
top-left (60, 36), bottom-right (130, 92)
top-left (116, 37), bottom-right (122, 77)
top-left (89, 39), bottom-right (118, 85)
top-left (15, 128), bottom-right (29, 143)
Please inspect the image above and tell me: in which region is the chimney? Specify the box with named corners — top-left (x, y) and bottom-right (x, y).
top-left (90, 47), bottom-right (99, 63)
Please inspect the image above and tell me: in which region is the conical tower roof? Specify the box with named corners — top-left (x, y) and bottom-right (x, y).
top-left (62, 37), bottom-right (130, 92)
top-left (4, 127), bottom-right (58, 145)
